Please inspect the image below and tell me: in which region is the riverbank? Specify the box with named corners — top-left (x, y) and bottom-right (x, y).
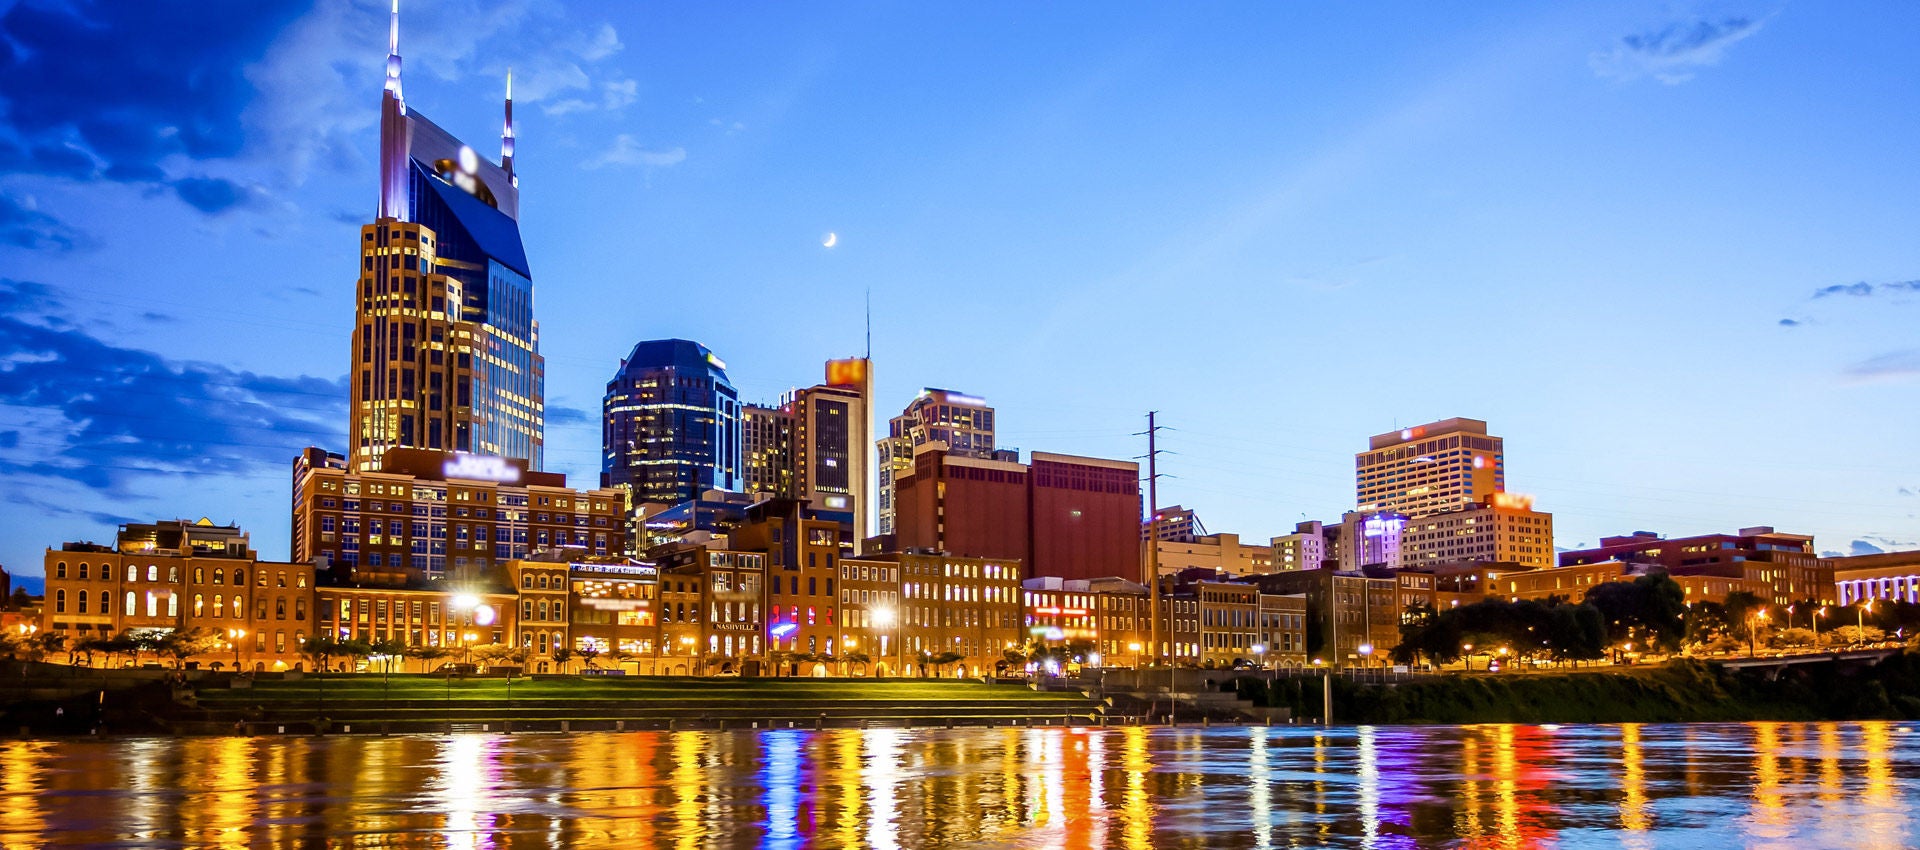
top-left (0, 668), bottom-right (1113, 736)
top-left (1245, 653), bottom-right (1920, 724)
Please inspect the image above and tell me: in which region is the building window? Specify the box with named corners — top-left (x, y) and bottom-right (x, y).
top-left (125, 591), bottom-right (136, 617)
top-left (78, 590), bottom-right (88, 613)
top-left (56, 562), bottom-right (67, 579)
top-left (147, 565), bottom-right (157, 582)
top-left (54, 589), bottom-right (66, 613)
top-left (127, 565), bottom-right (138, 583)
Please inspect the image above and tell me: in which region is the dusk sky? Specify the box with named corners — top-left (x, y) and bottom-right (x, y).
top-left (2, 1), bottom-right (1917, 586)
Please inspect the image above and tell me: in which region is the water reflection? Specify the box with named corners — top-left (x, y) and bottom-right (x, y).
top-left (0, 723), bottom-right (1916, 848)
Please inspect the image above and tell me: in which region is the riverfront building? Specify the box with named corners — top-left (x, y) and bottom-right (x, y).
top-left (40, 519), bottom-right (314, 670)
top-left (290, 447), bottom-right (627, 580)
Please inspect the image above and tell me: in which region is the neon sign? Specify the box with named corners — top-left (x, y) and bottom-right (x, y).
top-left (443, 454), bottom-right (520, 483)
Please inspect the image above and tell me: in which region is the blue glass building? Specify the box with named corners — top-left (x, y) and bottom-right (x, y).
top-left (602, 339), bottom-right (743, 507)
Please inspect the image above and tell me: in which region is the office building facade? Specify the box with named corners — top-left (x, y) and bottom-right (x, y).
top-left (1356, 417), bottom-right (1504, 517)
top-left (352, 7), bottom-right (544, 472)
top-left (601, 339), bottom-right (742, 508)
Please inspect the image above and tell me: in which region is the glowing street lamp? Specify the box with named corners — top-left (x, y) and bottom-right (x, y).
top-left (227, 628), bottom-right (246, 670)
top-left (1462, 643), bottom-right (1474, 672)
top-left (870, 607), bottom-right (899, 676)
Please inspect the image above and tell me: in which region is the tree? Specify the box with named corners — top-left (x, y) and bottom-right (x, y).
top-left (845, 651), bottom-right (872, 677)
top-left (928, 651), bottom-right (965, 677)
top-left (161, 628), bottom-right (224, 668)
top-left (550, 646), bottom-right (573, 674)
top-left (8, 588), bottom-right (30, 610)
top-left (300, 633), bottom-right (342, 672)
top-left (1832, 625), bottom-right (1886, 647)
top-left (1584, 571), bottom-right (1688, 652)
top-left (1771, 627), bottom-right (1817, 649)
top-left (365, 638), bottom-right (405, 674)
top-left (576, 644), bottom-right (602, 670)
top-left (34, 632), bottom-right (68, 664)
top-left (470, 643), bottom-right (514, 671)
top-left (407, 644), bottom-right (452, 672)
top-left (121, 630), bottom-right (166, 666)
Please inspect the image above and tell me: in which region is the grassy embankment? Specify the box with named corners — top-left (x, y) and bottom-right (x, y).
top-left (1242, 654), bottom-right (1920, 724)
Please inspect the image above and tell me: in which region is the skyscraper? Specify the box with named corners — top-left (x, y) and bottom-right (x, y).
top-left (876, 388), bottom-right (998, 535)
top-left (788, 358), bottom-right (873, 547)
top-left (601, 339), bottom-right (742, 508)
top-left (741, 402), bottom-right (794, 500)
top-left (350, 3), bottom-right (544, 473)
top-left (1355, 417), bottom-right (1504, 517)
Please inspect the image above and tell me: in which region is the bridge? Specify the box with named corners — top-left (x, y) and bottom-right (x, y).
top-left (1717, 648), bottom-right (1901, 673)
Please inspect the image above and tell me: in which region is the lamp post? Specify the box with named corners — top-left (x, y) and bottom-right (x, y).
top-left (1748, 609), bottom-right (1768, 658)
top-left (227, 628), bottom-right (245, 671)
top-left (1462, 643), bottom-right (1474, 672)
top-left (1252, 643), bottom-right (1267, 671)
top-left (1814, 606), bottom-right (1826, 649)
top-left (1857, 599), bottom-right (1873, 646)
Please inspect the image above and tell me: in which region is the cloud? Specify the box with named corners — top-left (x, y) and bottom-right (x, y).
top-left (0, 1), bottom-right (305, 211)
top-left (245, 2), bottom-right (632, 184)
top-left (1777, 318), bottom-right (1802, 328)
top-left (170, 176), bottom-right (269, 215)
top-left (543, 77), bottom-right (640, 116)
top-left (584, 135), bottom-right (686, 170)
top-left (1899, 487), bottom-right (1915, 497)
top-left (546, 405), bottom-right (594, 426)
top-left (1851, 539), bottom-right (1887, 556)
top-left (1846, 350), bottom-right (1920, 380)
top-left (1591, 16), bottom-right (1766, 84)
top-left (0, 191), bottom-right (85, 250)
top-left (1813, 279), bottom-right (1920, 299)
top-left (0, 278), bottom-right (347, 492)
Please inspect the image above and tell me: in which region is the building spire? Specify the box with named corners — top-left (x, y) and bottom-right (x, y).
top-left (502, 68), bottom-right (516, 182)
top-left (384, 0), bottom-right (404, 105)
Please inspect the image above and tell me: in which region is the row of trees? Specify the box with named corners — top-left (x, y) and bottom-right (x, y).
top-left (1393, 572), bottom-right (1690, 666)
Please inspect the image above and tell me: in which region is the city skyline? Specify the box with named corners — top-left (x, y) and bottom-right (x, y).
top-left (3, 2), bottom-right (1919, 584)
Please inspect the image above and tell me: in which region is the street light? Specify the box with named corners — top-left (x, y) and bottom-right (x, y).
top-left (1748, 609), bottom-right (1769, 658)
top-left (227, 628), bottom-right (245, 670)
top-left (1462, 643), bottom-right (1474, 672)
top-left (1251, 643), bottom-right (1267, 670)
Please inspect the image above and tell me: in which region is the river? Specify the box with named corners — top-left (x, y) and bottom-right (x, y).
top-left (0, 722), bottom-right (1913, 848)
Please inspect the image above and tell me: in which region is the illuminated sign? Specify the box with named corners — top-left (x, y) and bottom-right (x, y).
top-left (706, 351), bottom-right (727, 371)
top-left (825, 358), bottom-right (868, 388)
top-left (1490, 492), bottom-right (1535, 511)
top-left (443, 454), bottom-right (520, 483)
top-left (571, 563), bottom-right (657, 577)
top-left (821, 495), bottom-right (850, 510)
top-left (580, 598), bottom-right (648, 611)
top-left (770, 623), bottom-right (798, 638)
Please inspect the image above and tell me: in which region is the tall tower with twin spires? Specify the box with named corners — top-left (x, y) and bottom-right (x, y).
top-left (349, 0), bottom-right (545, 473)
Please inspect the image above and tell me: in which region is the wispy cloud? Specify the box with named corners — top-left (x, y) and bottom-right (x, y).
top-left (1845, 349), bottom-right (1920, 380)
top-left (0, 279), bottom-right (347, 492)
top-left (1777, 318), bottom-right (1804, 328)
top-left (1813, 279), bottom-right (1920, 299)
top-left (544, 77), bottom-right (640, 116)
top-left (1591, 16), bottom-right (1766, 85)
top-left (584, 135), bottom-right (686, 170)
top-left (0, 191), bottom-right (85, 250)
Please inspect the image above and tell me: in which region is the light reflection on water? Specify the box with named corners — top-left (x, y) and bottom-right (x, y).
top-left (0, 722), bottom-right (1916, 848)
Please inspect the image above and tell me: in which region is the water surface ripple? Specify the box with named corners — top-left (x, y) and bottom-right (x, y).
top-left (0, 722), bottom-right (1914, 848)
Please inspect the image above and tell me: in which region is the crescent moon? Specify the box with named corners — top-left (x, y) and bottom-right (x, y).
top-left (822, 232), bottom-right (838, 248)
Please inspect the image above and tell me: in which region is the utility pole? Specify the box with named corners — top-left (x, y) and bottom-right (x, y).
top-left (1139, 412), bottom-right (1167, 667)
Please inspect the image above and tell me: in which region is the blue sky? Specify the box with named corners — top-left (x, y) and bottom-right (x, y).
top-left (2, 1), bottom-right (1917, 587)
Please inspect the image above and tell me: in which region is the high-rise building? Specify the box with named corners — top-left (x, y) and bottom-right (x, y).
top-left (741, 403), bottom-right (794, 500)
top-left (788, 358), bottom-right (873, 547)
top-left (1355, 418), bottom-right (1503, 517)
top-left (1401, 492), bottom-right (1555, 570)
top-left (601, 339), bottom-right (741, 509)
top-left (877, 388), bottom-right (997, 536)
top-left (351, 5), bottom-right (544, 473)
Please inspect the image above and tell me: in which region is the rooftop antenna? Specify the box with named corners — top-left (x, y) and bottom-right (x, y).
top-left (864, 287), bottom-right (872, 360)
top-left (502, 68), bottom-right (516, 184)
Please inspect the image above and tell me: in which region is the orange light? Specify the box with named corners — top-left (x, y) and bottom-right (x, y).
top-left (825, 358), bottom-right (868, 388)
